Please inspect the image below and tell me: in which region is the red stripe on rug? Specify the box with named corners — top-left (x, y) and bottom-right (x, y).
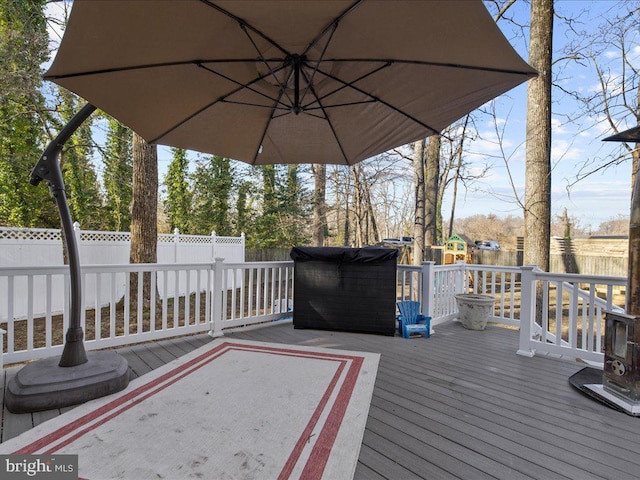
top-left (277, 360), bottom-right (346, 480)
top-left (15, 341), bottom-right (234, 454)
top-left (300, 356), bottom-right (364, 479)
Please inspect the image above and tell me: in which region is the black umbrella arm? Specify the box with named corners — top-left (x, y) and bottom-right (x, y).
top-left (30, 103), bottom-right (97, 367)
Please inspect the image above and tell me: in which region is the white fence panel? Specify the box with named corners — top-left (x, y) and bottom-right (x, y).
top-left (78, 229), bottom-right (131, 264)
top-left (0, 228), bottom-right (64, 267)
top-left (0, 226), bottom-right (244, 320)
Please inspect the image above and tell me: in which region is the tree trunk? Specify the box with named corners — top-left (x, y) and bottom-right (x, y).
top-left (627, 156), bottom-right (640, 314)
top-left (425, 135), bottom-right (440, 246)
top-left (523, 0), bottom-right (553, 272)
top-left (363, 180), bottom-right (380, 244)
top-left (626, 89), bottom-right (640, 315)
top-left (312, 164), bottom-right (327, 247)
top-left (413, 140), bottom-right (426, 265)
top-left (343, 180), bottom-right (351, 246)
top-left (130, 133), bottom-right (158, 309)
top-left (353, 166), bottom-right (364, 247)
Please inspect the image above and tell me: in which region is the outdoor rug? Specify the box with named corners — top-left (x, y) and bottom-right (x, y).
top-left (0, 339), bottom-right (380, 479)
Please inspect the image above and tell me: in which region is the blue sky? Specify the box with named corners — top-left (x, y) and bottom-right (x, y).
top-left (45, 1), bottom-right (637, 230)
top-left (451, 0), bottom-right (638, 230)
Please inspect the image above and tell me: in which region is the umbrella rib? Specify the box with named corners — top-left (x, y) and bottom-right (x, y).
top-left (197, 62), bottom-right (289, 109)
top-left (251, 89), bottom-right (287, 165)
top-left (149, 67), bottom-right (287, 144)
top-left (316, 66), bottom-right (441, 136)
top-left (44, 59), bottom-right (266, 80)
top-left (238, 23), bottom-right (295, 107)
top-left (301, 62), bottom-right (391, 110)
top-left (303, 0), bottom-right (364, 56)
top-left (221, 99), bottom-right (290, 111)
top-left (298, 0), bottom-right (364, 108)
top-left (304, 99), bottom-right (376, 111)
top-left (299, 22), bottom-right (339, 108)
top-left (301, 70), bottom-right (351, 165)
top-left (198, 0), bottom-right (290, 57)
top-left (322, 58), bottom-right (537, 78)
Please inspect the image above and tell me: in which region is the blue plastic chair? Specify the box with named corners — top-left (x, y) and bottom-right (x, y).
top-left (396, 301), bottom-right (431, 339)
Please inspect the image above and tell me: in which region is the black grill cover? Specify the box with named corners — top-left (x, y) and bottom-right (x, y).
top-left (290, 246), bottom-right (398, 335)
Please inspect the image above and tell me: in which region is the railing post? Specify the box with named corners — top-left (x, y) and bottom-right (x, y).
top-left (173, 228), bottom-right (180, 263)
top-left (517, 265), bottom-right (537, 357)
top-left (241, 232), bottom-right (245, 262)
top-left (455, 260), bottom-right (466, 294)
top-left (73, 221), bottom-right (81, 257)
top-left (211, 230), bottom-right (217, 262)
top-left (421, 261), bottom-right (435, 318)
top-left (209, 257), bottom-right (225, 338)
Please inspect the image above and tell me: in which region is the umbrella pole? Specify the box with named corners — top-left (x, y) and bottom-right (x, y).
top-left (5, 103), bottom-right (129, 413)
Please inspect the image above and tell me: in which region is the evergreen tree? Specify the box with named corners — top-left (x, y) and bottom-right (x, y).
top-left (252, 164), bottom-right (311, 248)
top-left (281, 164), bottom-right (311, 246)
top-left (103, 117), bottom-right (132, 231)
top-left (164, 148), bottom-right (192, 233)
top-left (190, 155), bottom-right (234, 235)
top-left (0, 0), bottom-right (57, 227)
top-left (234, 180), bottom-right (253, 237)
top-left (253, 164), bottom-right (279, 247)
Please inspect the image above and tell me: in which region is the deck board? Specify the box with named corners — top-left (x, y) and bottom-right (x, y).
top-left (2, 321), bottom-right (639, 479)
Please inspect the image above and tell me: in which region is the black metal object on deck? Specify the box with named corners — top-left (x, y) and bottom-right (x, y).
top-left (290, 246), bottom-right (398, 336)
top-left (5, 103), bottom-right (129, 413)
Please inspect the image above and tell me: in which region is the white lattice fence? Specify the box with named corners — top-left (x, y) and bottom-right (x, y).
top-left (0, 226), bottom-right (244, 320)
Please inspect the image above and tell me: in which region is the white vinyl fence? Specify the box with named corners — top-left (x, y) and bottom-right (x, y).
top-left (0, 225), bottom-right (244, 321)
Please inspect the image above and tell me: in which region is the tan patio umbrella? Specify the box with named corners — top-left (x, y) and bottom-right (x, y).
top-left (8, 0), bottom-right (536, 413)
top-left (45, 0), bottom-right (536, 165)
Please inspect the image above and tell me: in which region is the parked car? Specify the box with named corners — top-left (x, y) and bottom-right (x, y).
top-left (382, 236), bottom-right (414, 245)
top-left (475, 240), bottom-right (500, 251)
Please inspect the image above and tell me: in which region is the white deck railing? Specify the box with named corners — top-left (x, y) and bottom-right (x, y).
top-left (1, 259), bottom-right (626, 365)
top-left (0, 260), bottom-right (293, 364)
top-left (397, 261), bottom-right (626, 364)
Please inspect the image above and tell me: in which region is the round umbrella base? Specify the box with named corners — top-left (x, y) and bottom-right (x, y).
top-left (5, 351), bottom-right (129, 414)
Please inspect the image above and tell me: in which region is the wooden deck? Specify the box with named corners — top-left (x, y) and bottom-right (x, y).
top-left (2, 321), bottom-right (640, 480)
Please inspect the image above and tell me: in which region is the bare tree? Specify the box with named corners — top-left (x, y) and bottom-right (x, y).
top-left (560, 3), bottom-right (639, 311)
top-left (425, 135), bottom-right (440, 245)
top-left (523, 0), bottom-right (553, 271)
top-left (412, 140), bottom-right (426, 264)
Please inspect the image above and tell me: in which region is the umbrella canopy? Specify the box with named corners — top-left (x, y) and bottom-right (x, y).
top-left (603, 126), bottom-right (640, 143)
top-left (46, 0), bottom-right (536, 165)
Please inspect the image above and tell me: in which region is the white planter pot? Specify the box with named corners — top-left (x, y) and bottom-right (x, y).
top-left (455, 294), bottom-right (495, 330)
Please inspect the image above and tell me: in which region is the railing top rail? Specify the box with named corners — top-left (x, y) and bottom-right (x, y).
top-left (0, 262), bottom-right (218, 276)
top-left (534, 270), bottom-right (626, 285)
top-left (433, 263), bottom-right (466, 273)
top-left (465, 264), bottom-right (521, 274)
top-left (397, 265), bottom-right (421, 272)
top-left (0, 260), bottom-right (298, 277)
top-left (223, 261), bottom-right (294, 268)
